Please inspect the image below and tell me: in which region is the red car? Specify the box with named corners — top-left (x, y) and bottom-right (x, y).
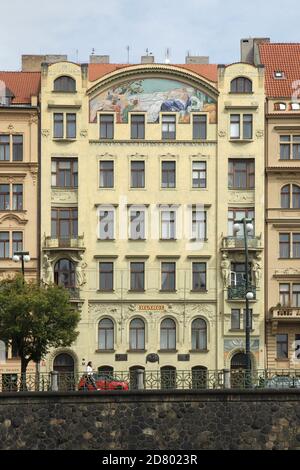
top-left (78, 373), bottom-right (129, 391)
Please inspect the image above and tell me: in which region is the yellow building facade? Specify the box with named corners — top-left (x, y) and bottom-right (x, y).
top-left (39, 60), bottom-right (265, 376)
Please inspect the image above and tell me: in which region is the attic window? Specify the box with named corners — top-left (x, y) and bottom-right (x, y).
top-left (291, 102), bottom-right (300, 111)
top-left (0, 86), bottom-right (14, 106)
top-left (274, 71), bottom-right (284, 79)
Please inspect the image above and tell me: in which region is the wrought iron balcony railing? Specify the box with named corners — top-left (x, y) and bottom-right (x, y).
top-left (228, 284), bottom-right (256, 300)
top-left (43, 235), bottom-right (84, 249)
top-left (222, 235), bottom-right (263, 251)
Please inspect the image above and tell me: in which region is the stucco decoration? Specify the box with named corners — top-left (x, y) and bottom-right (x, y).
top-left (221, 253), bottom-right (231, 288)
top-left (256, 130), bottom-right (264, 138)
top-left (218, 130), bottom-right (227, 138)
top-left (90, 78), bottom-right (217, 124)
top-left (75, 253), bottom-right (87, 287)
top-left (224, 338), bottom-right (259, 352)
top-left (228, 191), bottom-right (255, 204)
top-left (42, 129), bottom-right (50, 138)
top-left (43, 254), bottom-right (53, 285)
top-left (80, 129), bottom-right (88, 138)
top-left (275, 268), bottom-right (300, 276)
top-left (51, 190), bottom-right (78, 204)
top-left (252, 255), bottom-right (262, 287)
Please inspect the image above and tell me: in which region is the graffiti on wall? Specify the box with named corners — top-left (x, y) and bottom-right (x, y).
top-left (89, 78), bottom-right (217, 124)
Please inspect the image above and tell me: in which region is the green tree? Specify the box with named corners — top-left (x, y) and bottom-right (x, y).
top-left (0, 276), bottom-right (80, 378)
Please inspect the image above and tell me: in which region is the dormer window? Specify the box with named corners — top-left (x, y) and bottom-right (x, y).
top-left (0, 87), bottom-right (14, 107)
top-left (274, 102), bottom-right (286, 111)
top-left (230, 77), bottom-right (252, 94)
top-left (291, 102), bottom-right (300, 111)
top-left (274, 71), bottom-right (284, 79)
top-left (53, 76), bottom-right (76, 93)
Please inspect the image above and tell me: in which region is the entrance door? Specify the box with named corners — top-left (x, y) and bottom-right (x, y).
top-left (53, 353), bottom-right (75, 391)
top-left (230, 352), bottom-right (251, 388)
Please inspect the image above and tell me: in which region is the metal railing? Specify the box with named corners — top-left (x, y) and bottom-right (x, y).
top-left (2, 369), bottom-right (300, 393)
top-left (228, 284), bottom-right (256, 300)
top-left (222, 235), bottom-right (263, 251)
top-left (43, 235), bottom-right (84, 249)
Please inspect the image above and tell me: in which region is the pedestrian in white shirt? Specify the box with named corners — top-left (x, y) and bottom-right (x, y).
top-left (86, 361), bottom-right (99, 390)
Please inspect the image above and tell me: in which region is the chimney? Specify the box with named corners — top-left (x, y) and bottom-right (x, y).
top-left (22, 54), bottom-right (67, 71)
top-left (89, 55), bottom-right (110, 64)
top-left (185, 56), bottom-right (209, 65)
top-left (141, 55), bottom-right (155, 64)
top-left (240, 38), bottom-right (270, 65)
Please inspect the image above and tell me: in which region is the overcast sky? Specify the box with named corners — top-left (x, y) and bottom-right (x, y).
top-left (0, 0), bottom-right (300, 69)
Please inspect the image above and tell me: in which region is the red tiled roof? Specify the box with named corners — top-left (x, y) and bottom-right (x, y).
top-left (259, 43), bottom-right (300, 98)
top-left (88, 63), bottom-right (218, 83)
top-left (0, 72), bottom-right (40, 104)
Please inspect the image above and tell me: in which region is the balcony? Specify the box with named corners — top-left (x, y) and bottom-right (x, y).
top-left (67, 288), bottom-right (80, 300)
top-left (43, 235), bottom-right (85, 250)
top-left (222, 236), bottom-right (263, 251)
top-left (228, 284), bottom-right (256, 300)
top-left (270, 307), bottom-right (300, 322)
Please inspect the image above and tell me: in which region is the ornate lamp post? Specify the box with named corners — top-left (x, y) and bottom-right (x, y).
top-left (233, 218), bottom-right (254, 377)
top-left (12, 251), bottom-right (30, 280)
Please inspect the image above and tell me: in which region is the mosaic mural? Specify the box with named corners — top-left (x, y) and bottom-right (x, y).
top-left (89, 78), bottom-right (217, 124)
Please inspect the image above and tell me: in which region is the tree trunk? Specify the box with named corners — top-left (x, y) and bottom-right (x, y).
top-left (20, 356), bottom-right (29, 391)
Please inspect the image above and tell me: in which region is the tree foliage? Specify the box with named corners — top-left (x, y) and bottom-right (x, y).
top-left (0, 276), bottom-right (80, 373)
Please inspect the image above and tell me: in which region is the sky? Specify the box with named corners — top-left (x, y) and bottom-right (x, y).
top-left (0, 0), bottom-right (300, 69)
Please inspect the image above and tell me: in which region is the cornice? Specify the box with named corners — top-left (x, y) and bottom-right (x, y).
top-left (89, 140), bottom-right (217, 146)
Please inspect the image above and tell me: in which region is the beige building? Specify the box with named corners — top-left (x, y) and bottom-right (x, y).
top-left (39, 55), bottom-right (265, 378)
top-left (258, 43), bottom-right (300, 370)
top-left (0, 71), bottom-right (40, 373)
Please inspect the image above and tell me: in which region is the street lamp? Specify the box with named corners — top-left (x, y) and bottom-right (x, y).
top-left (13, 251), bottom-right (30, 278)
top-left (233, 218), bottom-right (254, 376)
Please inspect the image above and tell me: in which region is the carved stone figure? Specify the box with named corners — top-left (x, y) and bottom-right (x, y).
top-left (76, 254), bottom-right (87, 286)
top-left (43, 254), bottom-right (53, 285)
top-left (221, 253), bottom-right (231, 288)
top-left (252, 256), bottom-right (262, 287)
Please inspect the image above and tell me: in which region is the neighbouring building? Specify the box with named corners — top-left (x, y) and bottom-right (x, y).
top-left (258, 43), bottom-right (300, 370)
top-left (0, 71), bottom-right (40, 375)
top-left (39, 53), bottom-right (265, 380)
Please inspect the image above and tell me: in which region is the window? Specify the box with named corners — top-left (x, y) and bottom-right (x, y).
top-left (279, 233), bottom-right (300, 258)
top-left (53, 113), bottom-right (64, 139)
top-left (160, 319), bottom-right (176, 350)
top-left (192, 162), bottom-right (206, 188)
top-left (12, 184), bottom-right (23, 211)
top-left (131, 161), bottom-right (145, 188)
top-left (66, 113), bottom-right (76, 139)
top-left (0, 135), bottom-right (10, 161)
top-left (53, 76), bottom-right (76, 92)
top-left (291, 102), bottom-right (300, 111)
top-left (12, 232), bottom-right (23, 254)
top-left (12, 135), bottom-right (23, 161)
top-left (231, 262), bottom-right (252, 286)
top-left (130, 210), bottom-right (145, 240)
top-left (279, 233), bottom-right (290, 258)
top-left (0, 184), bottom-right (10, 210)
top-left (99, 210), bottom-right (114, 240)
top-left (162, 115), bottom-right (176, 140)
top-left (191, 319), bottom-right (207, 350)
top-left (228, 208), bottom-right (254, 237)
top-left (51, 159), bottom-right (78, 188)
top-left (274, 102), bottom-right (286, 111)
top-left (162, 161), bottom-right (176, 188)
top-left (192, 263), bottom-right (206, 291)
top-left (99, 161), bottom-right (114, 188)
top-left (193, 115), bottom-right (207, 140)
top-left (231, 309), bottom-right (241, 330)
top-left (293, 284), bottom-right (300, 307)
top-left (277, 334), bottom-right (288, 359)
top-left (99, 262), bottom-right (114, 291)
top-left (130, 262), bottom-right (145, 291)
top-left (100, 114), bottom-right (114, 139)
top-left (98, 319), bottom-right (114, 350)
top-left (230, 77), bottom-right (252, 93)
top-left (129, 319), bottom-right (145, 350)
top-left (131, 115), bottom-right (145, 139)
top-left (281, 184), bottom-right (300, 209)
top-left (161, 210), bottom-right (176, 240)
top-left (0, 232), bottom-right (9, 259)
top-left (54, 259), bottom-right (76, 288)
top-left (161, 262), bottom-right (176, 291)
top-left (192, 210), bottom-right (207, 240)
top-left (280, 135), bottom-right (300, 160)
top-left (51, 208), bottom-right (78, 239)
top-left (230, 114), bottom-right (252, 140)
top-left (274, 71), bottom-right (284, 79)
top-left (228, 159), bottom-right (255, 189)
top-left (280, 284), bottom-right (290, 306)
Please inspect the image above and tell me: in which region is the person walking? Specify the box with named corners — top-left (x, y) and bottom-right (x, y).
top-left (86, 361), bottom-right (99, 390)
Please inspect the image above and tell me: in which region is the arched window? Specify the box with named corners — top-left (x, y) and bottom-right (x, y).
top-left (161, 366), bottom-right (176, 389)
top-left (230, 77), bottom-right (252, 93)
top-left (129, 319), bottom-right (145, 350)
top-left (160, 318), bottom-right (176, 350)
top-left (98, 318), bottom-right (114, 350)
top-left (281, 184), bottom-right (300, 208)
top-left (191, 318), bottom-right (207, 351)
top-left (53, 76), bottom-right (76, 92)
top-left (54, 259), bottom-right (75, 288)
top-left (98, 365), bottom-right (114, 379)
top-left (192, 366), bottom-right (208, 389)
